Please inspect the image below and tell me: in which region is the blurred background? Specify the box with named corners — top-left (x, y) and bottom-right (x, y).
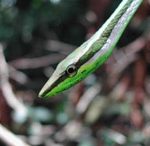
top-left (0, 0), bottom-right (150, 146)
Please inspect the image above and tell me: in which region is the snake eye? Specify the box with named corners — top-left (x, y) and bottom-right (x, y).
top-left (66, 64), bottom-right (77, 77)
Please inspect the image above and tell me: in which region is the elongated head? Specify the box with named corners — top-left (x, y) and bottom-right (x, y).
top-left (38, 54), bottom-right (92, 98)
top-left (38, 43), bottom-right (112, 98)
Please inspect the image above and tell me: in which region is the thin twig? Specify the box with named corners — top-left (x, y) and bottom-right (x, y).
top-left (76, 84), bottom-right (101, 114)
top-left (0, 124), bottom-right (30, 146)
top-left (46, 40), bottom-right (76, 54)
top-left (0, 44), bottom-right (28, 116)
top-left (9, 54), bottom-right (65, 69)
top-left (108, 36), bottom-right (146, 76)
top-left (9, 65), bottom-right (30, 84)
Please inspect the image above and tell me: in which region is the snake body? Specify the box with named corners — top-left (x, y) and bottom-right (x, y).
top-left (39, 0), bottom-right (143, 98)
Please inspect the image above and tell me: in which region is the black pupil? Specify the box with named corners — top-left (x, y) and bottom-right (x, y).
top-left (67, 66), bottom-right (75, 74)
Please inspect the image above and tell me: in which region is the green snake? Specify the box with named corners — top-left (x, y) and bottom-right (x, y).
top-left (39, 0), bottom-right (143, 98)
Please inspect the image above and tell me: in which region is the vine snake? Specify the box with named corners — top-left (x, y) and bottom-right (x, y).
top-left (39, 0), bottom-right (143, 98)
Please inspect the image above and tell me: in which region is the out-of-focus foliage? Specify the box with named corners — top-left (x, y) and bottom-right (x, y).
top-left (0, 0), bottom-right (150, 146)
top-left (0, 0), bottom-right (86, 60)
